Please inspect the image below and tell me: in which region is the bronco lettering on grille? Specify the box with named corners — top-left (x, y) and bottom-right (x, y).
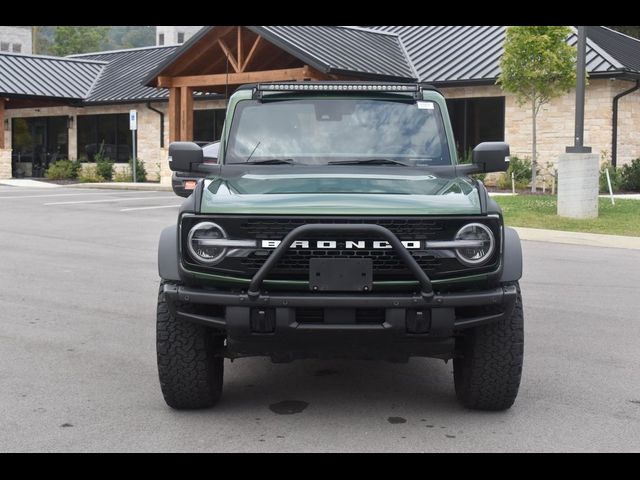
top-left (260, 240), bottom-right (423, 249)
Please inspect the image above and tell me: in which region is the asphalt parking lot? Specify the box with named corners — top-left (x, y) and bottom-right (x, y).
top-left (1, 185), bottom-right (639, 452)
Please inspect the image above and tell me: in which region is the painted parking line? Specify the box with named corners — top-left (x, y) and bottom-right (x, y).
top-left (44, 196), bottom-right (174, 206)
top-left (0, 191), bottom-right (163, 200)
top-left (120, 204), bottom-right (182, 212)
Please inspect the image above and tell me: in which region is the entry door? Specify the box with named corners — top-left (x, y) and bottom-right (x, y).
top-left (31, 118), bottom-right (47, 177)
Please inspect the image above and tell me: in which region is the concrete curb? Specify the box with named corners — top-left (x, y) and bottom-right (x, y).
top-left (64, 182), bottom-right (172, 192)
top-left (514, 226), bottom-right (640, 250)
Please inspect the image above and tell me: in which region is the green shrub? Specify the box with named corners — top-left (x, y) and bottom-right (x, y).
top-left (129, 158), bottom-right (147, 182)
top-left (599, 161), bottom-right (623, 193)
top-left (495, 156), bottom-right (533, 190)
top-left (45, 159), bottom-right (78, 180)
top-left (620, 158), bottom-right (640, 192)
top-left (78, 164), bottom-right (104, 183)
top-left (114, 170), bottom-right (133, 182)
top-left (95, 158), bottom-right (114, 181)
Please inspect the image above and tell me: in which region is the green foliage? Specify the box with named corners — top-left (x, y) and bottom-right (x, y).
top-left (114, 170), bottom-right (133, 182)
top-left (620, 158), bottom-right (640, 192)
top-left (129, 158), bottom-right (147, 183)
top-left (599, 161), bottom-right (623, 193)
top-left (35, 26), bottom-right (155, 56)
top-left (78, 164), bottom-right (104, 183)
top-left (44, 159), bottom-right (79, 180)
top-left (498, 26), bottom-right (577, 108)
top-left (497, 26), bottom-right (577, 191)
top-left (96, 158), bottom-right (114, 181)
top-left (51, 26), bottom-right (110, 56)
top-left (105, 26), bottom-right (155, 50)
top-left (496, 156), bottom-right (533, 190)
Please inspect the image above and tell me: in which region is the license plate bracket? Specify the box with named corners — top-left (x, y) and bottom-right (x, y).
top-left (309, 258), bottom-right (373, 292)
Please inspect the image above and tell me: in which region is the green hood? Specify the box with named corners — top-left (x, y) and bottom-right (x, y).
top-left (201, 169), bottom-right (481, 215)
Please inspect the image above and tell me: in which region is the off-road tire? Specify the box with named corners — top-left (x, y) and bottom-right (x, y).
top-left (156, 280), bottom-right (224, 409)
top-left (453, 283), bottom-right (524, 411)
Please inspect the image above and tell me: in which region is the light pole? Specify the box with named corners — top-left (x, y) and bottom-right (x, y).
top-left (557, 26), bottom-right (599, 219)
top-left (566, 26), bottom-right (591, 154)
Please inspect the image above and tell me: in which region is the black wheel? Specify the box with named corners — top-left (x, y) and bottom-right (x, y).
top-left (156, 281), bottom-right (224, 409)
top-left (453, 283), bottom-right (524, 411)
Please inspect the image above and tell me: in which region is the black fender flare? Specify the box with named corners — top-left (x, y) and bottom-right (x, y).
top-left (500, 227), bottom-right (523, 283)
top-left (158, 225), bottom-right (181, 281)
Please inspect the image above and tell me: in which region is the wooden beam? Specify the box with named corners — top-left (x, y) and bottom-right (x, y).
top-left (168, 87), bottom-right (181, 143)
top-left (179, 87), bottom-right (194, 141)
top-left (237, 27), bottom-right (243, 72)
top-left (162, 67), bottom-right (312, 88)
top-left (165, 26), bottom-right (235, 78)
top-left (218, 38), bottom-right (240, 73)
top-left (0, 98), bottom-right (5, 149)
top-left (242, 35), bottom-right (262, 71)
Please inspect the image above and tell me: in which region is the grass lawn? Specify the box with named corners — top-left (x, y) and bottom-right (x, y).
top-left (492, 195), bottom-right (640, 237)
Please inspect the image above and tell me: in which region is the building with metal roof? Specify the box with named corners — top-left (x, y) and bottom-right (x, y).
top-left (2, 25), bottom-right (640, 183)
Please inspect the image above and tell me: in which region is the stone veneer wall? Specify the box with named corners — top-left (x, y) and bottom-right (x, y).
top-left (0, 149), bottom-right (11, 179)
top-left (2, 99), bottom-right (227, 181)
top-left (440, 79), bottom-right (640, 170)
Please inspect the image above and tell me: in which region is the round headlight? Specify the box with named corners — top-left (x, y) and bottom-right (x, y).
top-left (187, 222), bottom-right (227, 265)
top-left (454, 223), bottom-right (495, 266)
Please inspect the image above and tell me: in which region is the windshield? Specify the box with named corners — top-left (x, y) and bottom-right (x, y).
top-left (225, 98), bottom-right (452, 166)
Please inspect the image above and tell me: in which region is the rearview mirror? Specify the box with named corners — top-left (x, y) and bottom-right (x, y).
top-left (168, 142), bottom-right (203, 172)
top-left (472, 142), bottom-right (510, 173)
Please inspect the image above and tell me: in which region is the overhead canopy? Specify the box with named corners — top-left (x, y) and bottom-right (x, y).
top-left (143, 25), bottom-right (416, 91)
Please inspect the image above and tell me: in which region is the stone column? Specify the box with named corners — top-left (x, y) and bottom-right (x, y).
top-left (0, 148), bottom-right (12, 179)
top-left (159, 147), bottom-right (171, 186)
top-left (557, 153), bottom-right (599, 218)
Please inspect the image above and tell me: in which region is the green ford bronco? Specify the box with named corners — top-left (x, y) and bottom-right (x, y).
top-left (157, 82), bottom-right (524, 411)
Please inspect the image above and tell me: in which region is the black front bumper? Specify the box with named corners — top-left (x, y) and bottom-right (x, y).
top-left (163, 283), bottom-right (518, 361)
top-left (168, 221), bottom-right (514, 360)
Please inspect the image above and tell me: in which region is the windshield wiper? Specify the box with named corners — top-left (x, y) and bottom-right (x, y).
top-left (245, 158), bottom-right (296, 165)
top-left (328, 158), bottom-right (410, 167)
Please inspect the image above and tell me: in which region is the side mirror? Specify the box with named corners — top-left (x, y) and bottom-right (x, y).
top-left (168, 142), bottom-right (203, 172)
top-left (472, 142), bottom-right (510, 173)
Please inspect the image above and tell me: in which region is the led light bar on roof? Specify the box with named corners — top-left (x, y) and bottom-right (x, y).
top-left (257, 83), bottom-right (420, 93)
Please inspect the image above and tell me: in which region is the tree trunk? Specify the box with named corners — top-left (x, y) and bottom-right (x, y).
top-left (531, 98), bottom-right (537, 193)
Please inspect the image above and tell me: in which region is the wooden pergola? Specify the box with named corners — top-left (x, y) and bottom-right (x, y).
top-left (146, 26), bottom-right (350, 143)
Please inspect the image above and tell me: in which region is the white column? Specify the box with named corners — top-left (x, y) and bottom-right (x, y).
top-left (557, 153), bottom-right (599, 219)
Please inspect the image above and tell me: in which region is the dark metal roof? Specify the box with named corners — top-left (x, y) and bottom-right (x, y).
top-left (249, 26), bottom-right (416, 81)
top-left (0, 52), bottom-right (104, 100)
top-left (585, 26), bottom-right (640, 73)
top-left (69, 46), bottom-right (180, 104)
top-left (142, 25), bottom-right (417, 86)
top-left (369, 26), bottom-right (640, 85)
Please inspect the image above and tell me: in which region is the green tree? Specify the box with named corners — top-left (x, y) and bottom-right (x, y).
top-left (497, 26), bottom-right (577, 192)
top-left (51, 26), bottom-right (110, 56)
top-left (105, 26), bottom-right (155, 50)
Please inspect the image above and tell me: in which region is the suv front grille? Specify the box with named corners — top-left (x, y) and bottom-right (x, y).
top-left (181, 215), bottom-right (501, 282)
top-left (241, 248), bottom-right (442, 276)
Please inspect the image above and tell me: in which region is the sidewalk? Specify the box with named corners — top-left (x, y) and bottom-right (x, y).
top-left (64, 182), bottom-right (171, 192)
top-left (0, 179), bottom-right (60, 188)
top-left (514, 226), bottom-right (640, 250)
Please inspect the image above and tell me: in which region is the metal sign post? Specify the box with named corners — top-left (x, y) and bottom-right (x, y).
top-left (129, 110), bottom-right (138, 182)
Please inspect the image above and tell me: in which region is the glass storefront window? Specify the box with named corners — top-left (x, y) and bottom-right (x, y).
top-left (77, 113), bottom-right (133, 162)
top-left (193, 109), bottom-right (226, 143)
top-left (11, 116), bottom-right (69, 177)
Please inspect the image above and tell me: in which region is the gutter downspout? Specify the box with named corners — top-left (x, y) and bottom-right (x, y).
top-left (146, 102), bottom-right (164, 148)
top-left (611, 80), bottom-right (639, 167)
